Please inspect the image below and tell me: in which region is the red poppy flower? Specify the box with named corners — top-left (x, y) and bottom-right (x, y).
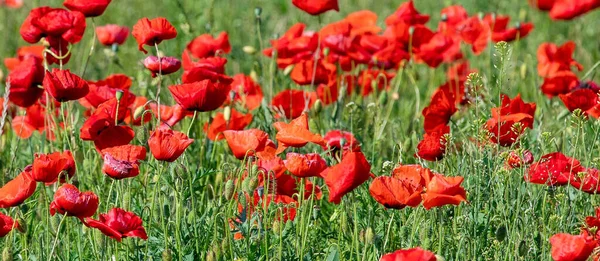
top-left (290, 59), bottom-right (336, 86)
top-left (549, 0), bottom-right (600, 20)
top-left (422, 173), bottom-right (467, 209)
top-left (93, 124), bottom-right (135, 152)
top-left (32, 151), bottom-right (75, 184)
top-left (0, 166), bottom-right (37, 208)
top-left (84, 74), bottom-right (132, 108)
top-left (506, 149), bottom-right (534, 169)
top-left (292, 0), bottom-right (339, 16)
top-left (540, 71), bottom-right (579, 97)
top-left (101, 145), bottom-right (146, 179)
top-left (63, 0), bottom-right (111, 17)
top-left (585, 207), bottom-right (600, 228)
top-left (0, 213), bottom-right (19, 237)
top-left (550, 233), bottom-right (596, 261)
top-left (369, 165), bottom-right (431, 209)
top-left (20, 7), bottom-right (86, 44)
top-left (168, 79), bottom-right (231, 112)
top-left (529, 0), bottom-right (556, 10)
top-left (271, 89), bottom-right (316, 119)
top-left (322, 151), bottom-right (372, 204)
top-left (8, 56), bottom-right (45, 108)
top-left (50, 184), bottom-right (99, 220)
top-left (435, 80), bottom-right (468, 106)
top-left (204, 108), bottom-right (252, 141)
top-left (263, 23), bottom-right (318, 69)
top-left (385, 0), bottom-right (430, 26)
top-left (422, 88), bottom-right (457, 133)
top-left (284, 153), bottom-right (327, 178)
top-left (181, 65), bottom-right (233, 85)
top-left (96, 24), bottom-right (129, 46)
top-left (438, 5), bottom-right (468, 34)
top-left (11, 102), bottom-right (49, 139)
top-left (354, 70), bottom-right (396, 96)
top-left (322, 130), bottom-right (360, 152)
top-left (1, 0), bottom-right (23, 8)
top-left (484, 14), bottom-right (534, 42)
top-left (416, 125), bottom-right (449, 161)
top-left (43, 68), bottom-right (89, 102)
top-left (85, 208), bottom-right (148, 242)
top-left (143, 56), bottom-right (181, 78)
top-left (380, 247), bottom-right (437, 261)
top-left (458, 16), bottom-right (490, 55)
top-left (185, 32), bottom-right (231, 59)
top-left (415, 33), bottom-right (461, 68)
top-left (148, 126), bottom-right (193, 162)
top-left (4, 45), bottom-right (44, 71)
top-left (131, 17), bottom-right (177, 54)
top-left (182, 52), bottom-right (228, 72)
top-left (151, 104), bottom-right (189, 127)
top-left (485, 94), bottom-right (536, 146)
top-left (570, 168), bottom-right (600, 194)
top-left (273, 113), bottom-right (325, 154)
top-left (273, 173), bottom-right (321, 199)
top-left (537, 41), bottom-right (583, 78)
top-left (228, 74), bottom-right (264, 111)
top-left (525, 152), bottom-right (582, 186)
top-left (559, 88), bottom-right (598, 113)
top-left (222, 129), bottom-right (270, 160)
top-left (446, 60), bottom-right (475, 82)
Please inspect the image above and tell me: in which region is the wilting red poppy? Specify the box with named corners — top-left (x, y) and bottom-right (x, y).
top-left (422, 88), bottom-right (457, 133)
top-left (262, 23), bottom-right (318, 68)
top-left (96, 24), bottom-right (129, 46)
top-left (50, 184), bottom-right (99, 220)
top-left (284, 153), bottom-right (327, 178)
top-left (148, 126), bottom-right (193, 162)
top-left (422, 173), bottom-right (467, 209)
top-left (271, 89), bottom-right (316, 119)
top-left (506, 149), bottom-right (534, 169)
top-left (131, 17), bottom-right (177, 53)
top-left (143, 56), bottom-right (181, 78)
top-left (292, 0), bottom-right (339, 15)
top-left (458, 16), bottom-right (490, 55)
top-left (537, 41), bottom-right (583, 78)
top-left (0, 166), bottom-right (37, 208)
top-left (204, 108), bottom-right (252, 140)
top-left (370, 165), bottom-right (431, 209)
top-left (43, 69), bottom-right (89, 102)
top-left (484, 14), bottom-right (534, 42)
top-left (63, 0), bottom-right (111, 17)
top-left (185, 32), bottom-right (231, 59)
top-left (416, 125), bottom-right (450, 162)
top-left (168, 79), bottom-right (231, 112)
top-left (273, 113), bottom-right (325, 154)
top-left (485, 94), bottom-right (536, 146)
top-left (222, 129), bottom-right (271, 160)
top-left (228, 74), bottom-right (264, 111)
top-left (540, 71), bottom-right (579, 97)
top-left (32, 151), bottom-right (76, 184)
top-left (559, 88), bottom-right (598, 113)
top-left (101, 145), bottom-right (147, 179)
top-left (550, 232), bottom-right (596, 261)
top-left (322, 130), bottom-right (360, 152)
top-left (0, 213), bottom-right (19, 237)
top-left (8, 56), bottom-right (45, 108)
top-left (380, 247), bottom-right (437, 261)
top-left (322, 151), bottom-right (371, 204)
top-left (84, 74), bottom-right (132, 108)
top-left (290, 59), bottom-right (335, 86)
top-left (85, 208), bottom-right (148, 242)
top-left (385, 0), bottom-right (429, 26)
top-left (525, 152), bottom-right (582, 186)
top-left (549, 0), bottom-right (600, 20)
top-left (20, 7), bottom-right (86, 44)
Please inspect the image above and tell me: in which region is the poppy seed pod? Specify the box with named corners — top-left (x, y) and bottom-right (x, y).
top-left (224, 179), bottom-right (234, 200)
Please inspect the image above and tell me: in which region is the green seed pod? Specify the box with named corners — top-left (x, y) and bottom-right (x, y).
top-left (243, 46), bottom-right (257, 55)
top-left (162, 249), bottom-right (173, 261)
top-left (250, 70), bottom-right (259, 82)
top-left (2, 247), bottom-right (11, 261)
top-left (115, 90), bottom-right (124, 101)
top-left (223, 106), bottom-right (232, 122)
top-left (254, 7), bottom-right (262, 17)
top-left (272, 220), bottom-right (281, 234)
top-left (224, 179), bottom-right (235, 200)
top-left (133, 106), bottom-right (147, 121)
top-left (283, 64), bottom-right (294, 76)
top-left (312, 99), bottom-right (323, 114)
top-left (247, 176), bottom-right (259, 193)
top-left (221, 238), bottom-right (230, 252)
top-left (365, 227), bottom-right (374, 244)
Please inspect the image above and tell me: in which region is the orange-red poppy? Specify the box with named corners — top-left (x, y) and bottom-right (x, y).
top-left (549, 0), bottom-right (600, 20)
top-left (540, 70), bottom-right (579, 97)
top-left (380, 247), bottom-right (437, 261)
top-left (85, 208), bottom-right (148, 242)
top-left (290, 59), bottom-right (336, 86)
top-left (422, 88), bottom-right (457, 133)
top-left (0, 166), bottom-right (37, 208)
top-left (458, 16), bottom-right (490, 55)
top-left (385, 0), bottom-right (429, 26)
top-left (422, 173), bottom-right (467, 209)
top-left (3, 45), bottom-right (44, 71)
top-left (369, 165), bottom-right (431, 209)
top-left (271, 89), bottom-right (316, 119)
top-left (222, 129), bottom-right (271, 160)
top-left (273, 113), bottom-right (325, 154)
top-left (50, 184), bottom-right (99, 220)
top-left (228, 74), bottom-right (264, 111)
top-left (168, 79), bottom-right (231, 112)
top-left (292, 0), bottom-right (339, 16)
top-left (63, 0), bottom-right (111, 17)
top-left (263, 23), bottom-right (318, 69)
top-left (284, 153), bottom-right (327, 178)
top-left (537, 41), bottom-right (583, 78)
top-left (550, 232), bottom-right (596, 261)
top-left (185, 32), bottom-right (231, 59)
top-left (322, 151), bottom-right (371, 204)
top-left (131, 17), bottom-right (177, 54)
top-left (322, 130), bottom-right (360, 152)
top-left (101, 145), bottom-right (147, 179)
top-left (96, 24), bottom-right (129, 46)
top-left (416, 124), bottom-right (449, 162)
top-left (7, 56), bottom-right (45, 108)
top-left (148, 126), bottom-right (193, 162)
top-left (32, 150), bottom-right (75, 184)
top-left (204, 108), bottom-right (252, 141)
top-left (485, 94), bottom-right (536, 146)
top-left (43, 69), bottom-right (89, 102)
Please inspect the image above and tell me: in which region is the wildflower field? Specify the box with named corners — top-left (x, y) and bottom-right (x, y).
top-left (0, 0), bottom-right (600, 260)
